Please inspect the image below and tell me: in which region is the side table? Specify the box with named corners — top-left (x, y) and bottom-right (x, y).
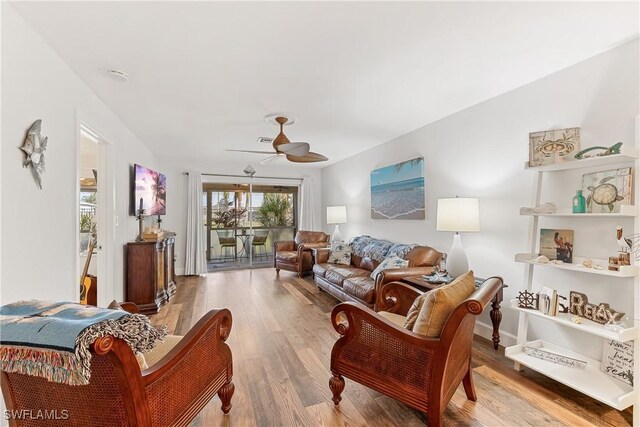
top-left (401, 275), bottom-right (506, 350)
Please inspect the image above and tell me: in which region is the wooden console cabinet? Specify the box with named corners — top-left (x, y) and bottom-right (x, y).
top-left (126, 232), bottom-right (177, 315)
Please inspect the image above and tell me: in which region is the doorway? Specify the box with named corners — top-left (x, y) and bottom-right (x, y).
top-left (77, 124), bottom-right (114, 306)
top-left (203, 183), bottom-right (298, 271)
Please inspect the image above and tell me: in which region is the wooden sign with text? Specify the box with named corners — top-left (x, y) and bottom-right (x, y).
top-left (601, 339), bottom-right (634, 386)
top-left (568, 291), bottom-right (624, 325)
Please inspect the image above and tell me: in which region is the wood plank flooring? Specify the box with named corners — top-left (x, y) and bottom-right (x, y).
top-left (150, 269), bottom-right (633, 426)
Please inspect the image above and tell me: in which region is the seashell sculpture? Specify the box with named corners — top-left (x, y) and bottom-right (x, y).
top-left (533, 255), bottom-right (550, 263)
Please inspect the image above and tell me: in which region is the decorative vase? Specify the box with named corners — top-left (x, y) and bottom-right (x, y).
top-left (572, 190), bottom-right (586, 214)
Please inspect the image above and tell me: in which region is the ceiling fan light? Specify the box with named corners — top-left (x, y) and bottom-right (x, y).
top-left (286, 152), bottom-right (328, 163)
top-left (278, 142), bottom-right (310, 156)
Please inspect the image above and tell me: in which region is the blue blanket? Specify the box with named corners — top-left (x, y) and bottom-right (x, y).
top-left (0, 300), bottom-right (166, 385)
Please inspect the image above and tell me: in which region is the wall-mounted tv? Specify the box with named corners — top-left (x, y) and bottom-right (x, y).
top-left (133, 164), bottom-right (166, 215)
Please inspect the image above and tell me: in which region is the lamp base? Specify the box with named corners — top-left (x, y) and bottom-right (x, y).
top-left (447, 234), bottom-right (469, 278)
top-left (331, 225), bottom-right (343, 243)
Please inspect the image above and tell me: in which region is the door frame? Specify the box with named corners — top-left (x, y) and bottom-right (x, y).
top-left (76, 114), bottom-right (115, 307)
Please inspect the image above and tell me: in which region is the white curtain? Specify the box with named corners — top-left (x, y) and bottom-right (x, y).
top-left (299, 177), bottom-right (319, 231)
top-left (184, 172), bottom-right (207, 275)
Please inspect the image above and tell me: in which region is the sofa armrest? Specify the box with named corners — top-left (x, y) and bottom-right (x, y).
top-left (313, 248), bottom-right (330, 263)
top-left (274, 240), bottom-right (295, 252)
top-left (299, 242), bottom-right (330, 251)
top-left (376, 266), bottom-right (436, 285)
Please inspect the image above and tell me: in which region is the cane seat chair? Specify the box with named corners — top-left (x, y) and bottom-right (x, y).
top-left (329, 277), bottom-right (503, 427)
top-left (1, 303), bottom-right (235, 427)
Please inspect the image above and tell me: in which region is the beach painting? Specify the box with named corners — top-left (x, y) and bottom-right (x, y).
top-left (370, 157), bottom-right (425, 220)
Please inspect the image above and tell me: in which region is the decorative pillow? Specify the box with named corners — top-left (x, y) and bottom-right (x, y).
top-left (403, 293), bottom-right (428, 330)
top-left (412, 270), bottom-right (476, 337)
top-left (107, 300), bottom-right (149, 370)
top-left (328, 241), bottom-right (352, 265)
top-left (370, 255), bottom-right (409, 280)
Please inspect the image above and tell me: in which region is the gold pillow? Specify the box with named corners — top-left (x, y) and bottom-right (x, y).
top-left (403, 293), bottom-right (428, 329)
top-left (412, 271), bottom-right (476, 337)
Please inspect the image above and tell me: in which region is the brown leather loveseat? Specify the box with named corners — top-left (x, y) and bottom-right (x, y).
top-left (313, 236), bottom-right (442, 310)
top-left (274, 230), bottom-right (330, 277)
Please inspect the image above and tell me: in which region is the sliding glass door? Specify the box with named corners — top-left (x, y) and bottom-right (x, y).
top-left (203, 183), bottom-right (298, 269)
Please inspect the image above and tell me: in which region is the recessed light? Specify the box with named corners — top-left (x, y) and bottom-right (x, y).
top-left (106, 69), bottom-right (129, 82)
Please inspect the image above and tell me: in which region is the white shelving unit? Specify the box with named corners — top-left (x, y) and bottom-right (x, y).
top-left (519, 205), bottom-right (637, 217)
top-left (507, 126), bottom-right (640, 425)
top-left (506, 340), bottom-right (636, 410)
top-left (509, 301), bottom-right (638, 342)
top-left (514, 253), bottom-right (638, 277)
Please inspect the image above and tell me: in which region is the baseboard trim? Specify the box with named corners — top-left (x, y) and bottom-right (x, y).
top-left (474, 320), bottom-right (517, 349)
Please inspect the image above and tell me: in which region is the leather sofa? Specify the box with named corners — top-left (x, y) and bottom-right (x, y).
top-left (313, 237), bottom-right (442, 310)
top-left (274, 230), bottom-right (330, 277)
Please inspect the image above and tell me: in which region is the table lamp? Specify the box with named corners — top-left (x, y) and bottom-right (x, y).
top-left (436, 197), bottom-right (480, 278)
top-left (327, 206), bottom-right (347, 242)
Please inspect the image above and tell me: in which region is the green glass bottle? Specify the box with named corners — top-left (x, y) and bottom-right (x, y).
top-left (572, 190), bottom-right (586, 214)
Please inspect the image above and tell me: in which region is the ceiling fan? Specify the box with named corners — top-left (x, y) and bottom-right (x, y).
top-left (227, 116), bottom-right (328, 164)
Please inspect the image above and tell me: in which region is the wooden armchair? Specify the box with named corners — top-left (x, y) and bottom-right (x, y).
top-left (1, 304), bottom-right (234, 427)
top-left (274, 230), bottom-right (330, 277)
top-left (329, 277), bottom-right (503, 427)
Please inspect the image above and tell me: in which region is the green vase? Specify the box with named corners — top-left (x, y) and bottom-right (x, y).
top-left (572, 190), bottom-right (586, 214)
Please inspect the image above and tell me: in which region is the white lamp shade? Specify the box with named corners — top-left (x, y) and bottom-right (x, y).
top-left (436, 198), bottom-right (480, 232)
top-left (327, 206), bottom-right (347, 224)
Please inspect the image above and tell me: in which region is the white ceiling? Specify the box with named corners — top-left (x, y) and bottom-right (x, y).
top-left (10, 1), bottom-right (639, 168)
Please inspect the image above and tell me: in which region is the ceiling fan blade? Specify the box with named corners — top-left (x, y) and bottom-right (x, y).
top-left (278, 142), bottom-right (310, 156)
top-left (286, 152), bottom-right (328, 163)
top-left (260, 154), bottom-right (283, 165)
top-left (226, 149), bottom-right (275, 154)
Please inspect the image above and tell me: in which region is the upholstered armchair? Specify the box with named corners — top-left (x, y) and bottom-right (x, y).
top-left (274, 230), bottom-right (330, 277)
top-left (1, 304), bottom-right (234, 427)
top-left (329, 277), bottom-right (503, 427)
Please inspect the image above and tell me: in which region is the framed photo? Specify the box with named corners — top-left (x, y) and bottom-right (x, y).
top-left (370, 157), bottom-right (425, 220)
top-left (581, 167), bottom-right (633, 213)
top-left (539, 229), bottom-right (573, 263)
top-left (529, 127), bottom-right (581, 167)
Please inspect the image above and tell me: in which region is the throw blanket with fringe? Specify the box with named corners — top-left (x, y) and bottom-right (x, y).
top-left (0, 300), bottom-right (166, 385)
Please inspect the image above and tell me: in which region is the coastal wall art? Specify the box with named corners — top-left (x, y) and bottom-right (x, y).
top-left (581, 167), bottom-right (632, 213)
top-left (528, 127), bottom-right (580, 167)
top-left (370, 157), bottom-right (425, 220)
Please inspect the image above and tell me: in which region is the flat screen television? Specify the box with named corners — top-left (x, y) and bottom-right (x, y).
top-left (133, 164), bottom-right (166, 215)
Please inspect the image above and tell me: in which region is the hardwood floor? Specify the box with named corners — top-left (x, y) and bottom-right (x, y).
top-left (150, 269), bottom-right (633, 426)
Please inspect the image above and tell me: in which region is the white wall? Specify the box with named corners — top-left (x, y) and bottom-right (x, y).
top-left (321, 40), bottom-right (639, 355)
top-left (1, 4), bottom-right (157, 304)
top-left (156, 157), bottom-right (322, 275)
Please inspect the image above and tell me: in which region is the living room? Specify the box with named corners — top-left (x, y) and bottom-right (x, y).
top-left (1, 1), bottom-right (639, 426)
